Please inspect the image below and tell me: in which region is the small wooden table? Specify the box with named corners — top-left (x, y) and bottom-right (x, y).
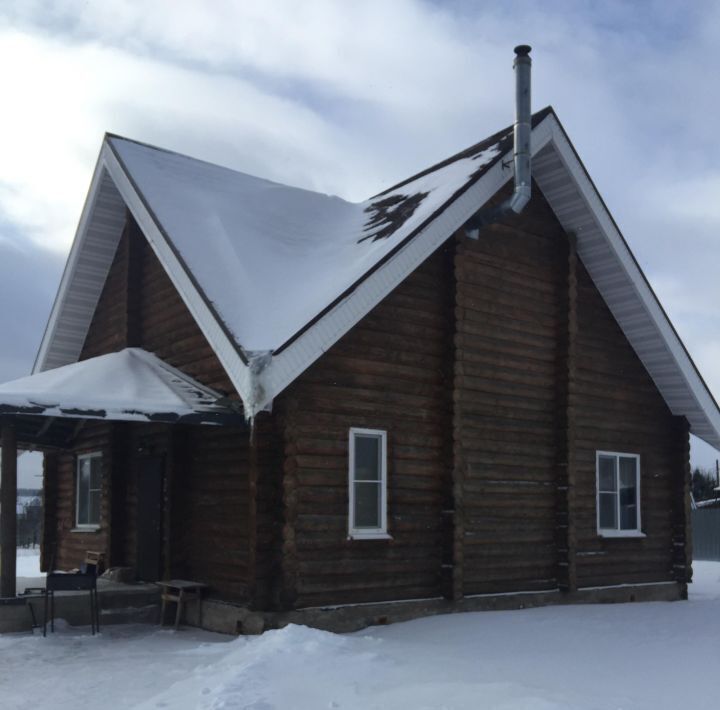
top-left (157, 580), bottom-right (207, 629)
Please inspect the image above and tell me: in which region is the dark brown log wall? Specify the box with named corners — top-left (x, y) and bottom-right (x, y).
top-left (453, 184), bottom-right (688, 596)
top-left (276, 245), bottom-right (455, 609)
top-left (453, 192), bottom-right (564, 596)
top-left (47, 194), bottom-right (690, 608)
top-left (251, 413), bottom-right (285, 609)
top-left (49, 216), bottom-right (253, 599)
top-left (81, 217), bottom-right (234, 393)
top-left (50, 422), bottom-right (113, 570)
top-left (572, 259), bottom-right (683, 587)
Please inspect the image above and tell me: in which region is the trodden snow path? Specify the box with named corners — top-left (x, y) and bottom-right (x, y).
top-left (2, 562), bottom-right (719, 710)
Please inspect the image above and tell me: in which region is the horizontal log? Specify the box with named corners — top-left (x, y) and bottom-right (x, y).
top-left (456, 260), bottom-right (559, 299)
top-left (455, 331), bottom-right (556, 365)
top-left (298, 557), bottom-right (440, 576)
top-left (296, 584), bottom-right (442, 608)
top-left (463, 577), bottom-right (557, 595)
top-left (296, 571), bottom-right (440, 595)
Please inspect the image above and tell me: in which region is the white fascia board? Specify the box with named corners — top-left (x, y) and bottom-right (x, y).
top-left (258, 115), bottom-right (557, 409)
top-left (33, 155), bottom-right (119, 374)
top-left (100, 143), bottom-right (256, 414)
top-left (543, 115), bottom-right (720, 447)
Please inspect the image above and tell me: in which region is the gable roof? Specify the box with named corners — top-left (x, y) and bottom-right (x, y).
top-left (33, 108), bottom-right (720, 449)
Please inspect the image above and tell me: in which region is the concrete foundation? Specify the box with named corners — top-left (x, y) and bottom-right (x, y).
top-left (183, 580), bottom-right (684, 635)
top-left (264, 581), bottom-right (684, 633)
top-left (2, 580), bottom-right (683, 636)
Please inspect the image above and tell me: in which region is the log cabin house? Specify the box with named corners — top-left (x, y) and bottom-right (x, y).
top-left (0, 97), bottom-right (719, 630)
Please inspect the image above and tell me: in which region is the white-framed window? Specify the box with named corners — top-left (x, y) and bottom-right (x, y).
top-left (348, 428), bottom-right (389, 539)
top-left (596, 451), bottom-right (643, 537)
top-left (76, 452), bottom-right (102, 529)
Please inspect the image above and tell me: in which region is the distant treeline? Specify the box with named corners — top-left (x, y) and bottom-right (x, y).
top-left (693, 467), bottom-right (719, 503)
top-left (17, 489), bottom-right (43, 548)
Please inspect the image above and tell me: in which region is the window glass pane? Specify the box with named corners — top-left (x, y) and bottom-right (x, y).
top-left (619, 499), bottom-right (637, 530)
top-left (354, 481), bottom-right (380, 528)
top-left (619, 457), bottom-right (638, 530)
top-left (77, 455), bottom-right (101, 525)
top-left (598, 456), bottom-right (617, 492)
top-left (599, 492), bottom-right (617, 529)
top-left (354, 435), bottom-right (380, 481)
top-left (77, 458), bottom-right (90, 525)
top-left (88, 489), bottom-right (101, 526)
top-left (90, 456), bottom-right (102, 491)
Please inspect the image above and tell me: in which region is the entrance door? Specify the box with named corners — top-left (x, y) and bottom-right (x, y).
top-left (136, 456), bottom-right (165, 582)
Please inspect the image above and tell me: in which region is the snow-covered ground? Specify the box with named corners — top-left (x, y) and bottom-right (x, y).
top-left (15, 546), bottom-right (45, 594)
top-left (2, 557), bottom-right (719, 710)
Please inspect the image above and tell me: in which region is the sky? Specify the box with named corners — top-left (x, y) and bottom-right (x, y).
top-left (0, 0), bottom-right (719, 483)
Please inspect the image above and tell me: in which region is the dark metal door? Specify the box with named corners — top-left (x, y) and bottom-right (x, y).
top-left (136, 456), bottom-right (164, 582)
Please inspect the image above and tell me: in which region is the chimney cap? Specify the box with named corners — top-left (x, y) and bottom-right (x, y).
top-left (514, 45), bottom-right (532, 57)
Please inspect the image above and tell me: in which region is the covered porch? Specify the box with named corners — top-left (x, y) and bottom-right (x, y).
top-left (0, 348), bottom-right (245, 602)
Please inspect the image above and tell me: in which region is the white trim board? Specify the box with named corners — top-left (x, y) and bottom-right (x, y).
top-left (31, 114), bottom-right (720, 447)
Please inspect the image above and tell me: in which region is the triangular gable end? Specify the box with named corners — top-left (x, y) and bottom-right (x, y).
top-left (532, 120), bottom-right (720, 450)
top-left (33, 112), bottom-right (720, 449)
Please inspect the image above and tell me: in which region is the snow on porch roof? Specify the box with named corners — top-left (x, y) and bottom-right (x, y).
top-left (0, 348), bottom-right (242, 425)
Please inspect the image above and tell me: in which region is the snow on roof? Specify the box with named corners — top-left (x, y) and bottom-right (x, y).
top-left (0, 348), bottom-right (239, 425)
top-left (30, 108), bottom-right (720, 446)
top-left (107, 130), bottom-right (508, 354)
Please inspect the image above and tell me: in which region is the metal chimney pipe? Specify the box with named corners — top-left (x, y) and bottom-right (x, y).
top-left (466, 45), bottom-right (532, 237)
top-left (508, 45), bottom-right (532, 212)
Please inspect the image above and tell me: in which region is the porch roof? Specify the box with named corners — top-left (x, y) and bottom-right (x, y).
top-left (0, 348), bottom-right (242, 429)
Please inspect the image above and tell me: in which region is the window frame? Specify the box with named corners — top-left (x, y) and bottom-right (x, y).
top-left (595, 450), bottom-right (644, 538)
top-left (75, 451), bottom-right (103, 530)
top-left (348, 427), bottom-right (389, 540)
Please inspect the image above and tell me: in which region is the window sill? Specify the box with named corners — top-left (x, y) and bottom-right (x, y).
top-left (71, 526), bottom-right (101, 533)
top-left (598, 530), bottom-right (646, 539)
top-left (348, 532), bottom-right (393, 541)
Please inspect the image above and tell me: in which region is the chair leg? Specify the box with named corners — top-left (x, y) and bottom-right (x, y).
top-left (89, 589), bottom-right (95, 635)
top-left (95, 588), bottom-right (100, 632)
top-left (50, 591), bottom-right (55, 633)
top-left (43, 591), bottom-right (48, 637)
top-left (160, 594), bottom-right (167, 626)
top-left (27, 599), bottom-right (37, 632)
top-left (174, 590), bottom-right (184, 630)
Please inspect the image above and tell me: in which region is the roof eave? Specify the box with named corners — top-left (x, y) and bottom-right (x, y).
top-left (32, 116), bottom-right (720, 447)
top-left (532, 114), bottom-right (720, 449)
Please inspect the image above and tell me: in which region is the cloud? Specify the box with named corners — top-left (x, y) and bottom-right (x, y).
top-left (0, 232), bottom-right (63, 380)
top-left (0, 26), bottom-right (364, 252)
top-left (0, 1), bottom-right (718, 465)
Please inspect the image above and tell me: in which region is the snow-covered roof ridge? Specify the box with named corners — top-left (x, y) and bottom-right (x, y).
top-left (30, 108), bottom-right (720, 448)
top-left (104, 123), bottom-right (514, 356)
top-left (0, 348), bottom-right (238, 424)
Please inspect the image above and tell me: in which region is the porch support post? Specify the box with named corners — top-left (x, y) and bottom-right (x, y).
top-left (0, 415), bottom-right (18, 598)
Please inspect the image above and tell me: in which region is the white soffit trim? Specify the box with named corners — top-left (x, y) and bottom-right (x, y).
top-left (533, 115), bottom-right (720, 449)
top-left (34, 161), bottom-right (126, 373)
